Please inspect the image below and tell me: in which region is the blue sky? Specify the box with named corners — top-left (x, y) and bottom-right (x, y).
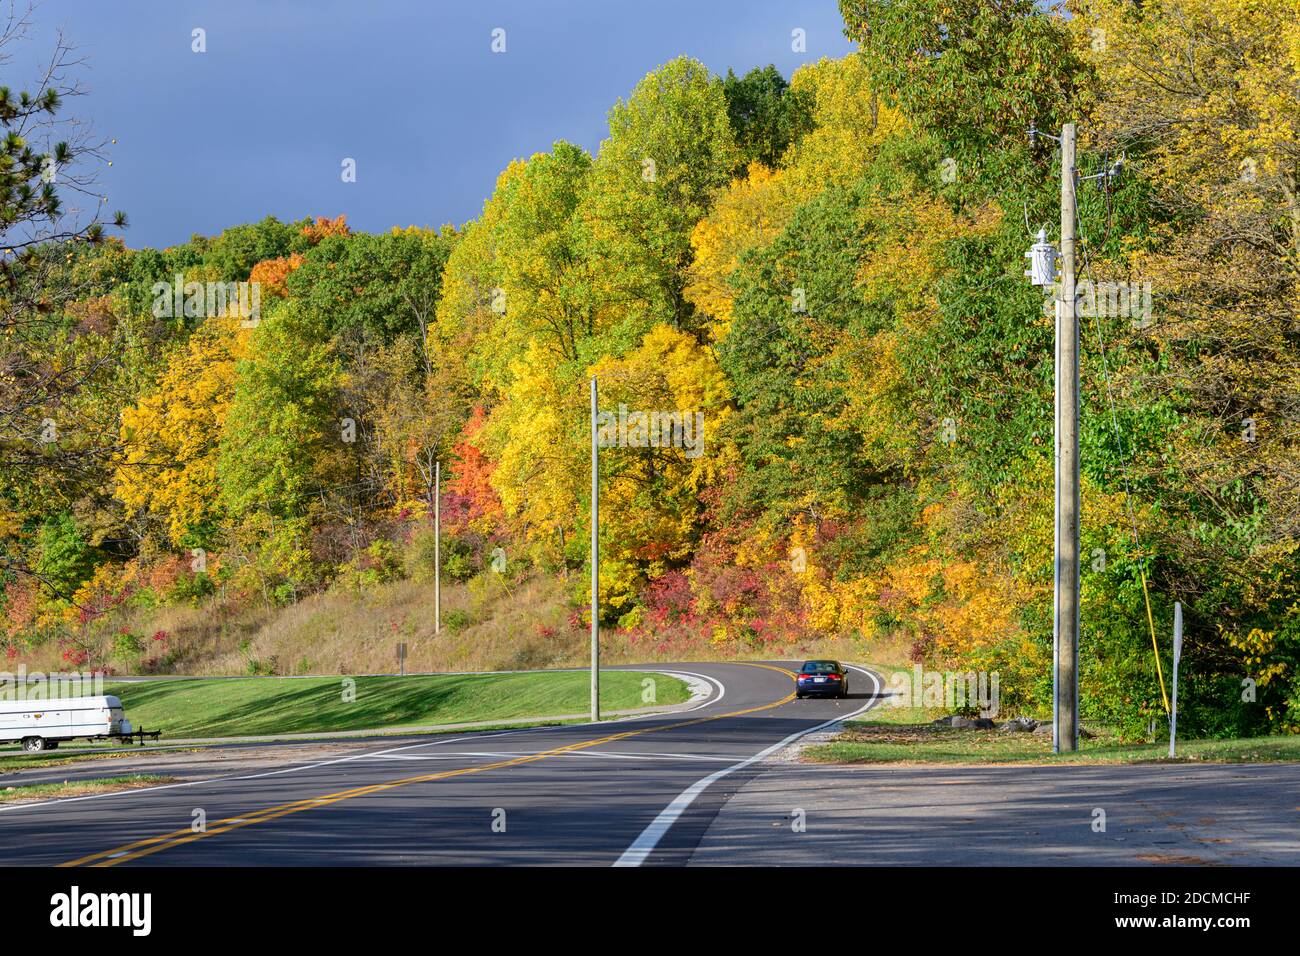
top-left (24, 1), bottom-right (857, 249)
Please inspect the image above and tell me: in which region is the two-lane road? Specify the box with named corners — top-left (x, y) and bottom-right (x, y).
top-left (0, 661), bottom-right (881, 866)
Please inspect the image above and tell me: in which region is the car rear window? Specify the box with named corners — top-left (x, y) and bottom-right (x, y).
top-left (801, 661), bottom-right (838, 674)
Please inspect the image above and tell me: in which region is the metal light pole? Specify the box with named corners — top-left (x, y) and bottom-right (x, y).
top-left (590, 376), bottom-right (600, 722)
top-left (434, 459), bottom-right (441, 635)
top-left (1055, 122), bottom-right (1080, 753)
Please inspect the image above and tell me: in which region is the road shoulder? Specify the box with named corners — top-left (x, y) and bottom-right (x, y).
top-left (687, 759), bottom-right (1300, 865)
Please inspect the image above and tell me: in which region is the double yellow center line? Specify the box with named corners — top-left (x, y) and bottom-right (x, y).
top-left (61, 663), bottom-right (796, 867)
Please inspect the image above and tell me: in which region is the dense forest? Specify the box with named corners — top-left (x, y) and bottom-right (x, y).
top-left (2, 0), bottom-right (1297, 738)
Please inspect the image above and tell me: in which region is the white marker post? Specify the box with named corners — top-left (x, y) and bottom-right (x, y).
top-left (1169, 601), bottom-right (1182, 758)
top-left (590, 376), bottom-right (600, 722)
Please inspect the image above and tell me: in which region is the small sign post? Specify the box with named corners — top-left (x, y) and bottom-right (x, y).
top-left (397, 642), bottom-right (407, 677)
top-left (1168, 602), bottom-right (1182, 758)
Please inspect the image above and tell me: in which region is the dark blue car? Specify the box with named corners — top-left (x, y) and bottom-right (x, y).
top-left (795, 659), bottom-right (849, 699)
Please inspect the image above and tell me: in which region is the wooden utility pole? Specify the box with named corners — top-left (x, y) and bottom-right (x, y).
top-left (1055, 122), bottom-right (1080, 753)
top-left (590, 376), bottom-right (600, 722)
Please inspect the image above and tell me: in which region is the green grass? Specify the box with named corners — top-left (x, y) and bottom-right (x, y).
top-left (0, 750), bottom-right (187, 774)
top-left (35, 670), bottom-right (688, 739)
top-left (806, 704), bottom-right (1300, 764)
top-left (0, 774), bottom-right (175, 803)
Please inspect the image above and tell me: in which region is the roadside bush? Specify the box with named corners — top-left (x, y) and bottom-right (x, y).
top-left (112, 629), bottom-right (145, 660)
top-left (406, 528), bottom-right (477, 583)
top-left (245, 656), bottom-right (278, 676)
top-left (271, 582), bottom-right (298, 606)
top-left (443, 547), bottom-right (476, 582)
top-left (126, 586), bottom-right (162, 611)
top-left (442, 609), bottom-right (472, 633)
top-left (404, 526), bottom-right (440, 582)
top-left (169, 571), bottom-right (215, 605)
top-left (334, 539), bottom-right (405, 592)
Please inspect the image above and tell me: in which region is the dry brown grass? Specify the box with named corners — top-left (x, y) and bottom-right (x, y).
top-left (5, 600), bottom-right (277, 674)
top-left (204, 572), bottom-right (590, 675)
top-left (192, 570), bottom-right (901, 674)
top-left (9, 570), bottom-right (914, 676)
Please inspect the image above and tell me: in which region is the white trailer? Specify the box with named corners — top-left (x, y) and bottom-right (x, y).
top-left (0, 695), bottom-right (141, 753)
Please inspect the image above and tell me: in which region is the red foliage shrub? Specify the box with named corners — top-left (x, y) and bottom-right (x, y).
top-left (641, 570), bottom-right (696, 626)
top-left (61, 647), bottom-right (89, 667)
top-left (442, 406), bottom-right (503, 532)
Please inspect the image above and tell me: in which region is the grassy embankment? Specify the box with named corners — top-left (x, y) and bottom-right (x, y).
top-left (0, 670), bottom-right (690, 769)
top-left (97, 670), bottom-right (689, 737)
top-left (11, 568), bottom-right (896, 677)
top-left (0, 669), bottom-right (687, 742)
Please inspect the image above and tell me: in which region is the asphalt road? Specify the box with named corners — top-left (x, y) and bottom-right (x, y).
top-left (689, 761), bottom-right (1300, 866)
top-left (0, 661), bottom-right (881, 866)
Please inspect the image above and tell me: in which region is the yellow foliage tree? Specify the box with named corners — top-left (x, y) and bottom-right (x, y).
top-left (685, 56), bottom-right (908, 343)
top-left (586, 325), bottom-right (731, 614)
top-left (782, 54), bottom-right (906, 196)
top-left (115, 318), bottom-right (247, 545)
top-left (482, 341), bottom-right (588, 564)
top-left (684, 162), bottom-right (786, 338)
top-left (1078, 0), bottom-right (1300, 594)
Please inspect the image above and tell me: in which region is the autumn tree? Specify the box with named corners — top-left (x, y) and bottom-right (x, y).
top-left (589, 324), bottom-right (732, 617)
top-left (370, 333), bottom-right (472, 517)
top-left (217, 304), bottom-right (342, 599)
top-left (1071, 0), bottom-right (1300, 730)
top-left (578, 57), bottom-right (739, 337)
top-left (115, 317), bottom-right (246, 547)
top-left (476, 143), bottom-right (594, 375)
top-left (686, 55), bottom-right (906, 342)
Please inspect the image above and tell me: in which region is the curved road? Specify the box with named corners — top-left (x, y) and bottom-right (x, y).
top-left (0, 661), bottom-right (881, 866)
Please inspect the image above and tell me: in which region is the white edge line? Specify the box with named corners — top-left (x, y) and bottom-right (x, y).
top-left (650, 670), bottom-right (725, 711)
top-left (612, 664), bottom-right (882, 867)
top-left (0, 667), bottom-right (727, 815)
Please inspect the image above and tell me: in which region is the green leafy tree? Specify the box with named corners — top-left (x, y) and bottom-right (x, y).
top-left (192, 216), bottom-right (311, 282)
top-left (286, 230), bottom-right (455, 344)
top-left (34, 512), bottom-right (97, 600)
top-left (839, 0), bottom-right (1087, 155)
top-left (719, 179), bottom-right (886, 527)
top-left (722, 65), bottom-right (814, 171)
top-left (217, 304), bottom-right (342, 595)
top-left (579, 57), bottom-right (739, 337)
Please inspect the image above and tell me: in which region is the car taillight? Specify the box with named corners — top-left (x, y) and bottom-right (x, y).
top-left (825, 674), bottom-right (841, 680)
